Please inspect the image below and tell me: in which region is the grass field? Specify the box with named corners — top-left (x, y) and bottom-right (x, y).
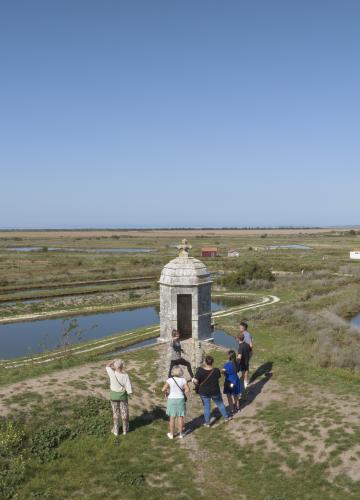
top-left (1, 228), bottom-right (360, 499)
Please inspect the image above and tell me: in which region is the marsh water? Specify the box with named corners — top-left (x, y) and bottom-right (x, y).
top-left (0, 299), bottom-right (235, 359)
top-left (351, 313), bottom-right (360, 329)
top-left (4, 247), bottom-right (152, 253)
top-left (268, 244), bottom-right (311, 250)
top-left (112, 328), bottom-right (238, 356)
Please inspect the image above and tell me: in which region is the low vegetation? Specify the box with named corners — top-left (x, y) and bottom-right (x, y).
top-left (221, 260), bottom-right (275, 289)
top-left (1, 229), bottom-right (360, 498)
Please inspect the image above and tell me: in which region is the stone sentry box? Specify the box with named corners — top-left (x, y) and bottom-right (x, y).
top-left (159, 240), bottom-right (213, 342)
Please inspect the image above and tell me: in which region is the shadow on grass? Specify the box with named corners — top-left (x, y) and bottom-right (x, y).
top-left (240, 372), bottom-right (273, 411)
top-left (250, 361), bottom-right (273, 383)
top-left (185, 413), bottom-right (205, 435)
top-left (185, 362), bottom-right (274, 431)
top-left (130, 406), bottom-right (167, 432)
top-left (150, 363), bottom-right (274, 435)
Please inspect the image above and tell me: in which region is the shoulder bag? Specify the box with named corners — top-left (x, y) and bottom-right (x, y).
top-left (114, 372), bottom-right (127, 395)
top-left (195, 369), bottom-right (214, 394)
top-left (172, 377), bottom-right (188, 402)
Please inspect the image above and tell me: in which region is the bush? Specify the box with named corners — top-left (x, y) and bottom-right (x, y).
top-left (222, 260), bottom-right (275, 289)
top-left (30, 426), bottom-right (74, 463)
top-left (0, 419), bottom-right (27, 499)
top-left (73, 397), bottom-right (110, 437)
top-left (0, 397), bottom-right (110, 498)
top-left (0, 419), bottom-right (25, 457)
top-left (293, 308), bottom-right (360, 372)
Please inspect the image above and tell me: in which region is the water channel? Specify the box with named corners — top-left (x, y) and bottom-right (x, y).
top-left (3, 247), bottom-right (152, 253)
top-left (267, 244), bottom-right (312, 250)
top-left (350, 313), bottom-right (360, 329)
top-left (0, 299), bottom-right (238, 360)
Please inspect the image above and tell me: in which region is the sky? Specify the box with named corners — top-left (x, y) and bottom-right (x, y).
top-left (0, 0), bottom-right (359, 228)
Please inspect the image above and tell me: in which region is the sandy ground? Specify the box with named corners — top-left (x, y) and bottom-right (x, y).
top-left (1, 343), bottom-right (360, 484)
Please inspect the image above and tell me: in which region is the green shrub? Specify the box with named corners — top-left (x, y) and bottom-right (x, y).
top-left (0, 455), bottom-right (27, 499)
top-left (0, 419), bottom-right (27, 499)
top-left (0, 419), bottom-right (25, 456)
top-left (73, 396), bottom-right (108, 419)
top-left (222, 260), bottom-right (275, 288)
top-left (73, 396), bottom-right (110, 437)
top-left (30, 426), bottom-right (74, 463)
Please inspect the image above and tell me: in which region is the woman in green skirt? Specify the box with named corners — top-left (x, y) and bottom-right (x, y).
top-left (162, 365), bottom-right (190, 439)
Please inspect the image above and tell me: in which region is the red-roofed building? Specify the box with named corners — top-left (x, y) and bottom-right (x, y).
top-left (201, 247), bottom-right (218, 257)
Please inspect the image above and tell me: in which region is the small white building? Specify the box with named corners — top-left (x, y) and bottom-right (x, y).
top-left (350, 249), bottom-right (360, 260)
top-left (228, 249), bottom-right (240, 257)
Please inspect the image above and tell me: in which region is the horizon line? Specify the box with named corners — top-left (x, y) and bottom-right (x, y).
top-left (0, 225), bottom-right (359, 232)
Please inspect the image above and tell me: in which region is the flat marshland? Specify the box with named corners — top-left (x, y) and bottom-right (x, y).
top-left (1, 228), bottom-right (360, 499)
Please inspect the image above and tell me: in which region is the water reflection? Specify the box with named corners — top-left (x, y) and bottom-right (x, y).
top-left (351, 313), bottom-right (360, 329)
top-left (0, 300), bottom-right (236, 359)
top-left (109, 329), bottom-right (237, 357)
top-left (267, 244), bottom-right (311, 250)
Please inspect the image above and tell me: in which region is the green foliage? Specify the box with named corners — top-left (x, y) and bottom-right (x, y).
top-left (0, 419), bottom-right (26, 456)
top-left (30, 426), bottom-right (74, 463)
top-left (0, 419), bottom-right (27, 499)
top-left (222, 260), bottom-right (275, 288)
top-left (73, 396), bottom-right (110, 437)
top-left (0, 455), bottom-right (27, 500)
top-left (128, 290), bottom-right (139, 300)
top-left (73, 396), bottom-right (109, 418)
top-left (0, 397), bottom-right (112, 497)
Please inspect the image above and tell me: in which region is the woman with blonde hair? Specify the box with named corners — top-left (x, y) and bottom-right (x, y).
top-left (162, 365), bottom-right (190, 439)
top-left (106, 359), bottom-right (133, 436)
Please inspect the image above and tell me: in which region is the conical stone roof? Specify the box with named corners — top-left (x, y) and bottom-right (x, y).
top-left (159, 255), bottom-right (211, 286)
top-left (159, 239), bottom-right (212, 286)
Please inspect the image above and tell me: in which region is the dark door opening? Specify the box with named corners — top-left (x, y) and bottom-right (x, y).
top-left (177, 294), bottom-right (192, 339)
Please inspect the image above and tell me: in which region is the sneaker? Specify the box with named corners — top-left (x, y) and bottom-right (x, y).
top-left (167, 432), bottom-right (174, 439)
top-left (111, 428), bottom-right (119, 436)
top-left (179, 432), bottom-right (185, 438)
top-left (123, 432), bottom-right (127, 436)
top-left (203, 423), bottom-right (211, 428)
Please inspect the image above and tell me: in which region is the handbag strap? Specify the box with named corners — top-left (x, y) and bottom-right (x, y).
top-left (199, 369), bottom-right (215, 388)
top-left (171, 376), bottom-right (185, 394)
top-left (114, 372), bottom-right (126, 392)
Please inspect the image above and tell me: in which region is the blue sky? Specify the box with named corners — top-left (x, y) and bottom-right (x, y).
top-left (0, 0), bottom-right (359, 228)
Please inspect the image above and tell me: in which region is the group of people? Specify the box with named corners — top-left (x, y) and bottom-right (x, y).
top-left (105, 321), bottom-right (253, 439)
top-left (162, 322), bottom-right (253, 438)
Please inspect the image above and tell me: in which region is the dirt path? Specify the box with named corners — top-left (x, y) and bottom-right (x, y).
top-left (1, 342), bottom-right (360, 487)
top-left (0, 356), bottom-right (158, 418)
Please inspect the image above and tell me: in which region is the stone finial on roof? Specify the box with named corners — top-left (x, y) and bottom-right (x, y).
top-left (177, 238), bottom-right (192, 258)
